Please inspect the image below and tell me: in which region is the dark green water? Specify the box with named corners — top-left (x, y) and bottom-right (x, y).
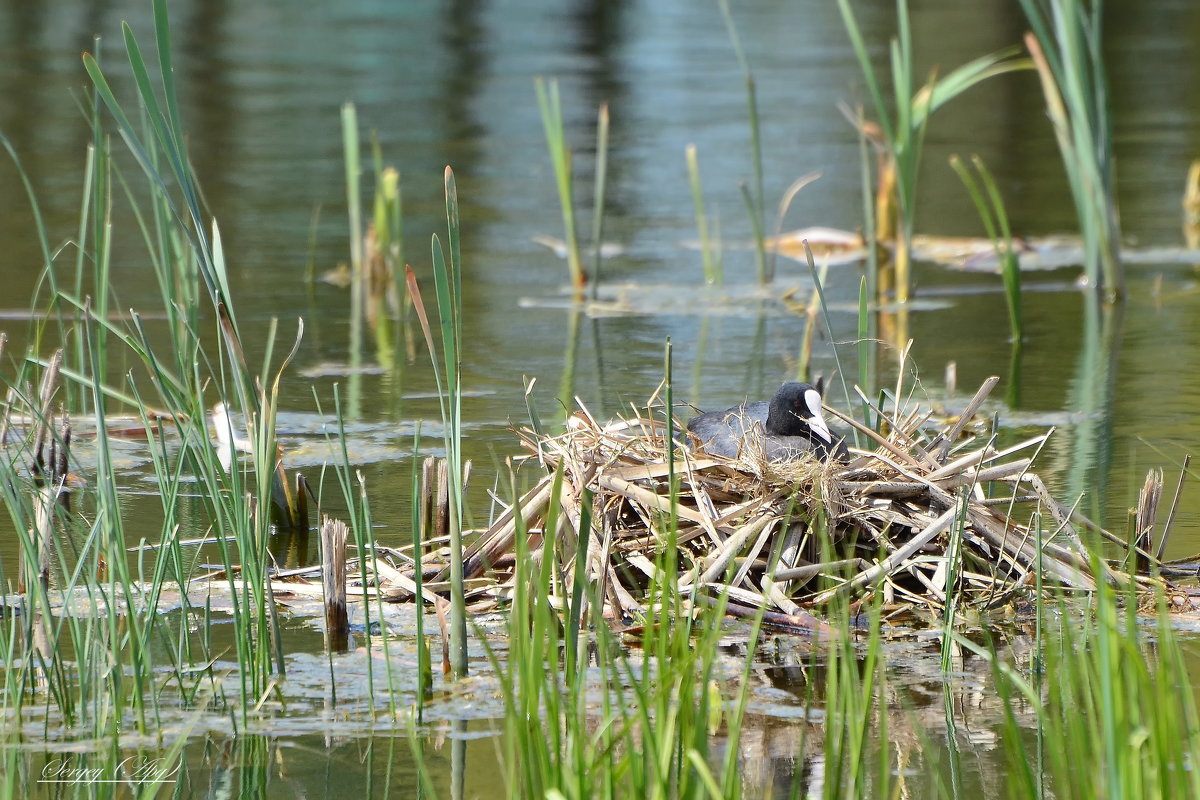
top-left (3, 0), bottom-right (1200, 796)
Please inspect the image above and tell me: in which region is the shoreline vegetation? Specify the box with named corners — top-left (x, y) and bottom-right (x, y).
top-left (2, 1), bottom-right (1199, 798)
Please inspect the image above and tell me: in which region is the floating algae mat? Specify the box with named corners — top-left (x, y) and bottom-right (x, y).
top-left (380, 378), bottom-right (1163, 632)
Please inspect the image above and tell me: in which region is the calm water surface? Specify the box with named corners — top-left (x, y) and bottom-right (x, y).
top-left (3, 1), bottom-right (1200, 796)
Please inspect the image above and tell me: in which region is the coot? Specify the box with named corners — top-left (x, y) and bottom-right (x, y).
top-left (686, 382), bottom-right (848, 462)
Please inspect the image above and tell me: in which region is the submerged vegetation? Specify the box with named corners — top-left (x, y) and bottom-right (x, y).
top-left (0, 1), bottom-right (1197, 798)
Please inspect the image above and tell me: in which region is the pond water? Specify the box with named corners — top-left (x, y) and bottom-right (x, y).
top-left (3, 0), bottom-right (1200, 796)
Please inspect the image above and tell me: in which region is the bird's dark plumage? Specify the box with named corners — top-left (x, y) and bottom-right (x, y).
top-left (686, 382), bottom-right (848, 463)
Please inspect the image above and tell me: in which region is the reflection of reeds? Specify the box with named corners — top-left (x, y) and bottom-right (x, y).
top-left (1064, 293), bottom-right (1123, 506)
top-left (342, 103), bottom-right (365, 396)
top-left (800, 240), bottom-right (858, 449)
top-left (823, 601), bottom-right (893, 798)
top-left (341, 106), bottom-right (412, 388)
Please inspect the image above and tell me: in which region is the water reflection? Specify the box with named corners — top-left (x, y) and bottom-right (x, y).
top-left (0, 622), bottom-right (1056, 799)
top-left (439, 0), bottom-right (488, 167)
top-left (1063, 294), bottom-right (1124, 511)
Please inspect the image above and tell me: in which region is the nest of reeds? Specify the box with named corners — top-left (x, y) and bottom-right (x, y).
top-left (385, 378), bottom-right (1154, 632)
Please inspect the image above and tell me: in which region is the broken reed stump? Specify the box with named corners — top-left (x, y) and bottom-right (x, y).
top-left (381, 379), bottom-right (1161, 632)
top-left (421, 456), bottom-right (436, 556)
top-left (1134, 469), bottom-right (1163, 574)
top-left (321, 516), bottom-right (350, 652)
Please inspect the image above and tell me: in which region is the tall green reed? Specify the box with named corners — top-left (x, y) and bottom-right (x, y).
top-left (329, 118), bottom-right (413, 704)
top-left (856, 277), bottom-right (874, 433)
top-left (405, 167), bottom-right (469, 678)
top-left (1019, 0), bottom-right (1123, 299)
top-left (371, 139), bottom-right (406, 298)
top-left (686, 144), bottom-right (723, 285)
top-left (837, 0), bottom-right (1026, 303)
top-left (3, 259), bottom-right (79, 732)
top-left (342, 103), bottom-right (367, 414)
top-left (416, 343), bottom-right (771, 798)
top-left (73, 0), bottom-right (301, 711)
top-left (0, 14), bottom-right (247, 736)
top-left (483, 464), bottom-right (766, 799)
top-left (536, 78), bottom-right (586, 292)
top-left (801, 242), bottom-right (863, 451)
top-left (590, 104), bottom-right (610, 302)
top-left (0, 359), bottom-right (66, 711)
top-left (949, 154), bottom-right (1023, 343)
top-left (0, 346), bottom-right (211, 740)
top-left (962, 567), bottom-right (1200, 799)
top-left (410, 448), bottom-right (433, 712)
top-left (317, 384), bottom-right (400, 716)
top-left (821, 602), bottom-right (892, 800)
top-left (535, 80), bottom-right (611, 297)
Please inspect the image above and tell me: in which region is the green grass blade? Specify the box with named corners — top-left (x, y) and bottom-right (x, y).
top-left (535, 78), bottom-right (585, 290)
top-left (589, 104), bottom-right (610, 301)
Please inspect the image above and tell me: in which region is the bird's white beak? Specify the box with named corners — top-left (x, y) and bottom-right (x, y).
top-left (804, 388), bottom-right (833, 444)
